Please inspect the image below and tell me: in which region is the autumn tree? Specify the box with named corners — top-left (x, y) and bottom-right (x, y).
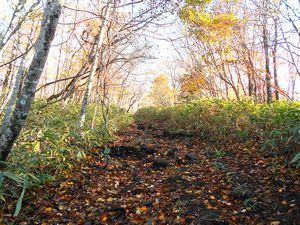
top-left (149, 74), bottom-right (174, 106)
top-left (173, 0), bottom-right (297, 102)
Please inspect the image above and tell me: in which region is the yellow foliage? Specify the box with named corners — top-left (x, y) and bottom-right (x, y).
top-left (180, 0), bottom-right (240, 43)
top-left (180, 74), bottom-right (206, 94)
top-left (149, 74), bottom-right (174, 106)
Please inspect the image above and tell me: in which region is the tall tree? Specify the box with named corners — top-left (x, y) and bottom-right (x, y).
top-left (0, 0), bottom-right (62, 161)
top-left (78, 0), bottom-right (112, 128)
top-left (149, 74), bottom-right (174, 106)
top-left (261, 0), bottom-right (273, 103)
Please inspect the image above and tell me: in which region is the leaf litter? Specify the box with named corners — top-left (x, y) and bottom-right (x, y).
top-left (2, 122), bottom-right (299, 224)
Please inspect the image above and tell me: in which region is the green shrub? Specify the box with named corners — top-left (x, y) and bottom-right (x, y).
top-left (0, 101), bottom-right (133, 215)
top-left (135, 99), bottom-right (300, 161)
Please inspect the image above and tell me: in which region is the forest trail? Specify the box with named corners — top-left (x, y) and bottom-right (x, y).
top-left (7, 122), bottom-right (300, 225)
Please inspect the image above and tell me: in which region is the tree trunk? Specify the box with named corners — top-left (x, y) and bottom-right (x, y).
top-left (1, 48), bottom-right (16, 100)
top-left (79, 1), bottom-right (111, 128)
top-left (272, 18), bottom-right (279, 100)
top-left (262, 24), bottom-right (272, 103)
top-left (0, 0), bottom-right (62, 161)
top-left (248, 72), bottom-right (253, 97)
top-left (261, 0), bottom-right (272, 103)
top-left (0, 60), bottom-right (25, 126)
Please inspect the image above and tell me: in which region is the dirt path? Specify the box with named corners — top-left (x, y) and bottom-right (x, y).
top-left (5, 123), bottom-right (300, 225)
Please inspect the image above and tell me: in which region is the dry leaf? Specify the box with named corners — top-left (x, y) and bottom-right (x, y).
top-left (210, 195), bottom-right (216, 200)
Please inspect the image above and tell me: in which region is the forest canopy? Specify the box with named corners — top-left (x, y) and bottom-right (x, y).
top-left (0, 0), bottom-right (299, 224)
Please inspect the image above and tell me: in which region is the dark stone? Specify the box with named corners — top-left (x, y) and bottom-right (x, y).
top-left (140, 144), bottom-right (156, 155)
top-left (166, 175), bottom-right (205, 190)
top-left (121, 162), bottom-right (130, 170)
top-left (191, 180), bottom-right (206, 187)
top-left (162, 130), bottom-right (186, 138)
top-left (152, 158), bottom-right (169, 168)
top-left (131, 188), bottom-right (144, 195)
top-left (109, 146), bottom-right (141, 158)
top-left (185, 153), bottom-right (198, 161)
top-left (178, 167), bottom-right (188, 172)
top-left (158, 129), bottom-right (193, 139)
top-left (204, 148), bottom-right (214, 158)
top-left (137, 123), bottom-right (145, 130)
top-left (183, 201), bottom-right (224, 224)
top-left (212, 161), bottom-right (226, 170)
top-left (184, 205), bottom-right (227, 225)
top-left (197, 208), bottom-right (220, 220)
top-left (224, 151), bottom-right (235, 157)
top-left (167, 175), bottom-right (185, 185)
top-left (186, 142), bottom-right (193, 148)
top-left (179, 193), bottom-right (197, 202)
top-left (176, 157), bottom-right (184, 165)
top-left (280, 192), bottom-right (300, 208)
top-left (132, 173), bottom-right (141, 183)
top-left (231, 183), bottom-right (251, 200)
top-left (107, 207), bottom-right (126, 221)
top-left (166, 148), bottom-right (178, 158)
top-left (142, 201), bottom-right (153, 207)
top-left (108, 207), bottom-right (126, 213)
top-left (83, 222), bottom-right (93, 225)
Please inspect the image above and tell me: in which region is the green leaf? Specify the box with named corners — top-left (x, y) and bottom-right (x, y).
top-left (14, 176), bottom-right (29, 217)
top-left (13, 187), bottom-right (26, 217)
top-left (27, 173), bottom-right (41, 184)
top-left (2, 172), bottom-right (22, 184)
top-left (0, 194), bottom-right (6, 202)
top-left (0, 160), bottom-right (16, 167)
top-left (291, 152), bottom-right (300, 164)
top-left (76, 151), bottom-right (86, 160)
top-left (103, 148), bottom-right (111, 155)
top-left (0, 173), bottom-right (4, 186)
top-left (291, 125), bottom-right (300, 135)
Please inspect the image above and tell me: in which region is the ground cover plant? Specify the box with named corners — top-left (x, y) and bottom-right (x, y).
top-left (0, 0), bottom-right (300, 224)
top-left (135, 99), bottom-right (300, 166)
top-left (1, 111), bottom-right (299, 224)
top-left (0, 102), bottom-right (133, 216)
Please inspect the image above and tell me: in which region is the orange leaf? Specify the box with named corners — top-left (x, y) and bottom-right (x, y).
top-left (140, 206), bottom-right (148, 212)
top-left (45, 207), bottom-right (53, 212)
top-left (101, 215), bottom-right (108, 222)
top-left (136, 206), bottom-right (148, 215)
top-left (159, 213), bottom-right (165, 221)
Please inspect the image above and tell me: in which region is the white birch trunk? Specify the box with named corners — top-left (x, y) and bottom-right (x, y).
top-left (0, 0), bottom-right (62, 161)
top-left (0, 59), bottom-right (25, 122)
top-left (79, 1), bottom-right (111, 128)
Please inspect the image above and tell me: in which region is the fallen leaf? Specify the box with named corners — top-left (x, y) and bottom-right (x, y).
top-left (45, 207), bottom-right (53, 212)
top-left (159, 213), bottom-right (165, 221)
top-left (107, 197), bottom-right (114, 202)
top-left (222, 195), bottom-right (229, 200)
top-left (101, 215), bottom-right (108, 222)
top-left (270, 221), bottom-right (280, 225)
top-left (278, 188), bottom-right (284, 193)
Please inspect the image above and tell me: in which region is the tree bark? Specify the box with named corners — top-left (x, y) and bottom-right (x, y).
top-left (262, 23), bottom-right (272, 103)
top-left (1, 60), bottom-right (25, 127)
top-left (0, 0), bottom-right (62, 161)
top-left (272, 18), bottom-right (279, 100)
top-left (79, 1), bottom-right (111, 128)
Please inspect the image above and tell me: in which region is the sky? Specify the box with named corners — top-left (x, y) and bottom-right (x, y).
top-left (0, 0), bottom-right (299, 100)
